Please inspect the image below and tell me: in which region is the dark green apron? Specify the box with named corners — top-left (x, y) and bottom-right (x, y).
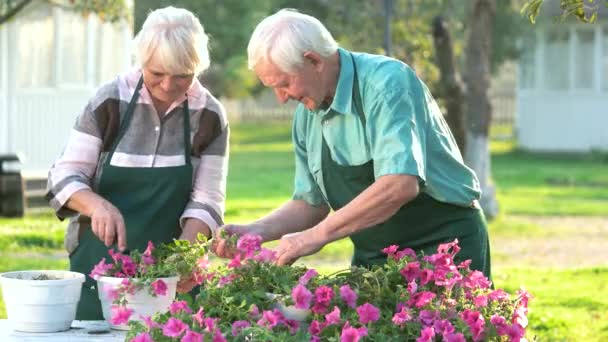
top-left (321, 54), bottom-right (491, 278)
top-left (69, 77), bottom-right (193, 319)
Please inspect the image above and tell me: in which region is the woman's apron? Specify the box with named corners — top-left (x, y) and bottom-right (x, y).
top-left (321, 55), bottom-right (491, 278)
top-left (69, 77), bottom-right (193, 319)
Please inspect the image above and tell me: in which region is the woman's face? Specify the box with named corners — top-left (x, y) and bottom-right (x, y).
top-left (142, 54), bottom-right (194, 105)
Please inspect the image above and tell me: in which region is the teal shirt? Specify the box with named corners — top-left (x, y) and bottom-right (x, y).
top-left (292, 48), bottom-right (481, 207)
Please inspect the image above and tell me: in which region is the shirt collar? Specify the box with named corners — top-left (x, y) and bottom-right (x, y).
top-left (327, 48), bottom-right (356, 116)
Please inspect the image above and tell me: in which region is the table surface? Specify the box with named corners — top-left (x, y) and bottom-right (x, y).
top-left (0, 320), bottom-right (126, 341)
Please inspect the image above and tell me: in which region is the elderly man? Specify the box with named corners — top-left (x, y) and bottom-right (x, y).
top-left (216, 9), bottom-right (491, 277)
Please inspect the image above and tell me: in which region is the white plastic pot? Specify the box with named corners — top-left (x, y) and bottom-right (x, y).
top-left (97, 276), bottom-right (178, 330)
top-left (0, 270), bottom-right (85, 333)
top-left (265, 292), bottom-right (311, 321)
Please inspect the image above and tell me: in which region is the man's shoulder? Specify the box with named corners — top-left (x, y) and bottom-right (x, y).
top-left (351, 51), bottom-right (416, 91)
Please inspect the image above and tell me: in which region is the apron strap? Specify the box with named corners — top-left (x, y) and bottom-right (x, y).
top-left (350, 53), bottom-right (366, 129)
top-left (106, 76), bottom-right (144, 164)
top-left (106, 75), bottom-right (192, 166)
top-left (183, 97), bottom-right (191, 165)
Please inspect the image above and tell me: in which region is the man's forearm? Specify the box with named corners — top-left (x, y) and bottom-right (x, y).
top-left (310, 174), bottom-right (418, 244)
top-left (254, 200), bottom-right (330, 241)
top-left (180, 218), bottom-right (212, 242)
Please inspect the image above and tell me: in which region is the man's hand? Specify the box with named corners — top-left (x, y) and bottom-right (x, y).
top-left (90, 200), bottom-right (127, 251)
top-left (211, 223), bottom-right (272, 258)
top-left (176, 274), bottom-right (197, 294)
top-left (274, 230), bottom-right (326, 266)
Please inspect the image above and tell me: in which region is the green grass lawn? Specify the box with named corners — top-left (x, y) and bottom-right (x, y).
top-left (1, 122), bottom-right (607, 341)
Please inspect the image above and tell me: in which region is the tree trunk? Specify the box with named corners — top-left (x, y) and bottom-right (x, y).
top-left (431, 15), bottom-right (466, 154)
top-left (464, 0), bottom-right (499, 219)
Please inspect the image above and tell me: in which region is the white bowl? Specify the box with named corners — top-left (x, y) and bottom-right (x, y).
top-left (97, 276), bottom-right (178, 330)
top-left (0, 270), bottom-right (85, 332)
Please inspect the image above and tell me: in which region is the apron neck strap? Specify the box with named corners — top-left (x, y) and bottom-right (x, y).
top-left (350, 53), bottom-right (366, 128)
top-left (106, 75), bottom-right (192, 165)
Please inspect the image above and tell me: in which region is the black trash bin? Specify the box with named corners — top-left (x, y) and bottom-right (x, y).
top-left (0, 154), bottom-right (25, 217)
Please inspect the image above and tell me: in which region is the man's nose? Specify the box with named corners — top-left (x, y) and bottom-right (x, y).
top-left (274, 89), bottom-right (289, 104)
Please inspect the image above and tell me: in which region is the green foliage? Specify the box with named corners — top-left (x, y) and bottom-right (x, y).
top-left (521, 0), bottom-right (607, 23)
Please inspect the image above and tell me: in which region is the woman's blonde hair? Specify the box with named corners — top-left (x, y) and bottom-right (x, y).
top-left (134, 6), bottom-right (210, 74)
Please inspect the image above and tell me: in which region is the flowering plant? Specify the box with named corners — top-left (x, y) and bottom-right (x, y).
top-left (125, 236), bottom-right (532, 341)
top-left (89, 237), bottom-right (210, 325)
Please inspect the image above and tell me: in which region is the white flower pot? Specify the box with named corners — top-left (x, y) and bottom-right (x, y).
top-left (265, 292), bottom-right (311, 321)
top-left (0, 270), bottom-right (85, 333)
top-left (97, 276), bottom-right (178, 330)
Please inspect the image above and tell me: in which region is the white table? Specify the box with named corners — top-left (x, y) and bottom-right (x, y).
top-left (0, 320), bottom-right (126, 341)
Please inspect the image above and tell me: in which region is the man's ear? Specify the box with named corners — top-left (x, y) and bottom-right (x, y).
top-left (303, 51), bottom-right (324, 71)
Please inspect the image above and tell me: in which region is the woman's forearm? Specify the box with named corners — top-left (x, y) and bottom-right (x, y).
top-left (65, 190), bottom-right (108, 216)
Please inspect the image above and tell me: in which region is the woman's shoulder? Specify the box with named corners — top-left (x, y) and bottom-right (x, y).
top-left (189, 80), bottom-right (228, 129)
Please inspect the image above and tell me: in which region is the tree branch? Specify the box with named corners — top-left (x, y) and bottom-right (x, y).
top-left (0, 0), bottom-right (32, 26)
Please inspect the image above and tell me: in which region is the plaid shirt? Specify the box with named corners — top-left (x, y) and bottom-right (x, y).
top-left (46, 68), bottom-right (229, 253)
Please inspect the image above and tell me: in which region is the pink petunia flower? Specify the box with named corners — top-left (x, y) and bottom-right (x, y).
top-left (236, 234), bottom-right (263, 255)
top-left (309, 320), bottom-right (326, 335)
top-left (298, 269), bottom-right (319, 285)
top-left (89, 258), bottom-right (113, 280)
top-left (356, 303), bottom-right (380, 324)
top-left (227, 253), bottom-right (243, 269)
top-left (490, 314), bottom-right (509, 336)
top-left (437, 239), bottom-right (461, 257)
top-left (170, 300), bottom-right (193, 314)
top-left (292, 284), bottom-right (313, 309)
top-left (400, 261), bottom-right (421, 282)
top-left (339, 285), bottom-right (358, 308)
top-left (142, 241), bottom-right (155, 265)
top-left (381, 245), bottom-right (399, 259)
top-left (257, 310), bottom-right (280, 329)
top-left (162, 317), bottom-right (188, 338)
top-left (407, 280), bottom-right (418, 294)
top-left (325, 306), bottom-right (341, 326)
top-left (181, 330), bottom-right (203, 342)
top-left (392, 307), bottom-right (412, 326)
top-left (474, 295), bottom-right (488, 307)
top-left (416, 326), bottom-right (436, 342)
top-left (151, 279), bottom-right (168, 296)
top-left (231, 320), bottom-right (251, 337)
top-left (249, 304), bottom-right (260, 319)
top-left (315, 285), bottom-right (334, 306)
top-left (407, 291), bottom-right (436, 308)
top-left (212, 331), bottom-right (227, 342)
top-left (340, 322), bottom-right (367, 342)
top-left (460, 309), bottom-right (486, 342)
top-left (284, 319), bottom-right (300, 335)
top-left (444, 333), bottom-right (467, 342)
top-left (463, 270), bottom-right (492, 289)
top-left (131, 332), bottom-right (153, 342)
top-left (110, 305), bottom-right (132, 325)
top-left (488, 289), bottom-right (510, 302)
top-left (192, 307), bottom-right (205, 327)
top-left (140, 315), bottom-right (160, 329)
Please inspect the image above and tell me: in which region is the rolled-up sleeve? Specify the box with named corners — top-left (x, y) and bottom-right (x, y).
top-left (46, 102), bottom-right (102, 219)
top-left (180, 116), bottom-right (229, 238)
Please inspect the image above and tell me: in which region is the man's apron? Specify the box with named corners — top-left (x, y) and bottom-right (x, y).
top-left (320, 55), bottom-right (491, 277)
top-left (69, 77), bottom-right (193, 319)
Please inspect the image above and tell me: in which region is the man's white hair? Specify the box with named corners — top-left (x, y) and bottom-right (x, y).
top-left (247, 9), bottom-right (338, 73)
top-left (134, 6), bottom-right (210, 75)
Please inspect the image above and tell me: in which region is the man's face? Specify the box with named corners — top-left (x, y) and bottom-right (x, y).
top-left (142, 54), bottom-right (194, 105)
top-left (254, 59), bottom-right (324, 110)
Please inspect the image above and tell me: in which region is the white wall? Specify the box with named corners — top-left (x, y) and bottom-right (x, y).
top-left (516, 23), bottom-right (608, 152)
top-left (517, 92), bottom-right (608, 152)
top-left (1, 2), bottom-right (132, 173)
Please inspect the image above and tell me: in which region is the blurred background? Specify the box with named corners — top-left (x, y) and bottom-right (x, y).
top-left (0, 0), bottom-right (606, 340)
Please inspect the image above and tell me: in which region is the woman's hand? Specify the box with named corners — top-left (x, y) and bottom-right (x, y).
top-left (176, 274), bottom-right (198, 294)
top-left (90, 200), bottom-right (127, 251)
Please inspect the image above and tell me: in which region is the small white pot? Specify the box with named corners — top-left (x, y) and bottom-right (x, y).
top-left (97, 276), bottom-right (178, 330)
top-left (265, 292), bottom-right (311, 321)
top-left (0, 270), bottom-right (85, 333)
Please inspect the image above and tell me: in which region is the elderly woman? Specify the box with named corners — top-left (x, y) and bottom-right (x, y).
top-left (46, 7), bottom-right (228, 319)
